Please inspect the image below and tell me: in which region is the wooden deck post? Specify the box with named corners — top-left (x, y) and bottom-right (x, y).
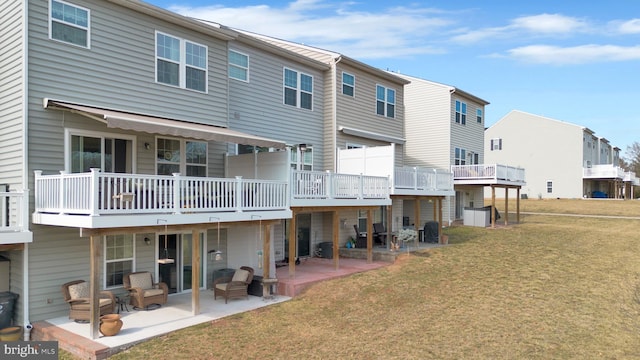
top-left (289, 209), bottom-right (297, 277)
top-left (332, 211), bottom-right (339, 270)
top-left (263, 223), bottom-right (271, 278)
top-left (191, 229), bottom-right (200, 316)
top-left (516, 187), bottom-right (521, 222)
top-left (491, 185), bottom-right (496, 229)
top-left (504, 187), bottom-right (509, 226)
top-left (366, 209), bottom-right (373, 263)
top-left (89, 235), bottom-right (100, 339)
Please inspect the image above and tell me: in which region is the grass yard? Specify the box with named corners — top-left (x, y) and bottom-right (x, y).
top-left (63, 200), bottom-right (640, 359)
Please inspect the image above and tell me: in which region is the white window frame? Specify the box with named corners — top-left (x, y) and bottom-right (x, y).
top-left (283, 68), bottom-right (313, 110)
top-left (228, 49), bottom-right (249, 82)
top-left (104, 234), bottom-right (136, 289)
top-left (376, 85), bottom-right (396, 118)
top-left (546, 180), bottom-right (553, 193)
top-left (454, 147), bottom-right (466, 165)
top-left (155, 31), bottom-right (208, 93)
top-left (455, 100), bottom-right (467, 125)
top-left (477, 108), bottom-right (483, 123)
top-left (342, 72), bottom-right (355, 97)
top-left (290, 146), bottom-right (313, 170)
top-left (156, 137), bottom-right (208, 176)
top-left (64, 128), bottom-right (137, 173)
top-left (49, 0), bottom-right (90, 48)
top-left (490, 138), bottom-right (502, 151)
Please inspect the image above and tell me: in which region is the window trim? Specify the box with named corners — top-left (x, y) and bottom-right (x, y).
top-left (454, 147), bottom-right (467, 165)
top-left (376, 84), bottom-right (396, 118)
top-left (455, 100), bottom-right (467, 125)
top-left (156, 136), bottom-right (208, 176)
top-left (490, 138), bottom-right (502, 151)
top-left (283, 67), bottom-right (314, 110)
top-left (104, 234), bottom-right (136, 289)
top-left (476, 108), bottom-right (483, 123)
top-left (342, 72), bottom-right (355, 97)
top-left (155, 31), bottom-right (208, 93)
top-left (228, 49), bottom-right (249, 82)
top-left (49, 0), bottom-right (91, 48)
top-left (546, 180), bottom-right (553, 194)
top-left (64, 128), bottom-right (137, 173)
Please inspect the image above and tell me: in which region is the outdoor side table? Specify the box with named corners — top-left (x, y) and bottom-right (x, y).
top-left (261, 278), bottom-right (278, 300)
top-left (116, 295), bottom-right (130, 313)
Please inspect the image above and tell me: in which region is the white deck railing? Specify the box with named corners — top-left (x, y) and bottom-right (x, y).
top-left (451, 164), bottom-right (526, 183)
top-left (394, 167), bottom-right (453, 191)
top-left (583, 164), bottom-right (625, 179)
top-left (291, 170), bottom-right (389, 200)
top-left (34, 169), bottom-right (288, 216)
top-left (0, 190), bottom-right (29, 232)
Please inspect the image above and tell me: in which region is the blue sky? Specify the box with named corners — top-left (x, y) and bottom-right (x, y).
top-left (147, 0), bottom-right (640, 159)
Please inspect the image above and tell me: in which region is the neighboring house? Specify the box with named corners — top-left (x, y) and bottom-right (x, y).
top-left (0, 0), bottom-right (395, 337)
top-left (238, 31), bottom-right (455, 247)
top-left (485, 110), bottom-right (638, 199)
top-left (391, 73), bottom-right (525, 222)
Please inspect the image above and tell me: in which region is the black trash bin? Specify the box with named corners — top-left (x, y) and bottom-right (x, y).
top-left (423, 221), bottom-right (439, 243)
top-left (0, 291), bottom-right (18, 329)
top-left (318, 242), bottom-right (333, 259)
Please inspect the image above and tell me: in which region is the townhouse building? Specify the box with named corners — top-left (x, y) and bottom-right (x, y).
top-left (485, 110), bottom-right (638, 199)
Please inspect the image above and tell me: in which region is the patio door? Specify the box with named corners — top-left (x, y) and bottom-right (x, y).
top-left (158, 233), bottom-right (204, 294)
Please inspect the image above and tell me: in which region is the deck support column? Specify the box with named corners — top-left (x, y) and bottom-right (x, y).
top-left (332, 211), bottom-right (339, 270)
top-left (89, 235), bottom-right (101, 339)
top-left (191, 229), bottom-right (200, 316)
top-left (504, 188), bottom-right (509, 226)
top-left (491, 185), bottom-right (496, 229)
top-left (516, 187), bottom-right (520, 222)
top-left (289, 209), bottom-right (297, 277)
top-left (366, 209), bottom-right (373, 263)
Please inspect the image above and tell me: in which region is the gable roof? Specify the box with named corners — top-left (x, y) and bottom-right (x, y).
top-left (390, 72), bottom-right (489, 105)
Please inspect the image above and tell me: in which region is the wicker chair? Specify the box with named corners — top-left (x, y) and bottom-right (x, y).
top-left (123, 271), bottom-right (168, 310)
top-left (213, 266), bottom-right (254, 304)
top-left (61, 280), bottom-right (115, 322)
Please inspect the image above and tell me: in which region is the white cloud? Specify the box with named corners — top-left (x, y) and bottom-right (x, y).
top-left (615, 19), bottom-right (640, 34)
top-left (504, 44), bottom-right (640, 65)
top-left (452, 13), bottom-right (589, 44)
top-left (167, 2), bottom-right (452, 59)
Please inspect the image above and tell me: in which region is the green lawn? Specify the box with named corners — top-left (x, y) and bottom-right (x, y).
top-left (63, 199), bottom-right (640, 359)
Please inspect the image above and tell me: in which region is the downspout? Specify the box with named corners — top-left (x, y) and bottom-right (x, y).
top-left (21, 0), bottom-right (31, 332)
top-left (332, 56), bottom-right (342, 171)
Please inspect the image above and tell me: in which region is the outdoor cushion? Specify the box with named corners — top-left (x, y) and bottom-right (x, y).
top-left (231, 269), bottom-right (250, 283)
top-left (129, 273), bottom-right (153, 289)
top-left (68, 281), bottom-right (89, 300)
top-left (144, 288), bottom-right (165, 297)
top-left (73, 298), bottom-right (112, 310)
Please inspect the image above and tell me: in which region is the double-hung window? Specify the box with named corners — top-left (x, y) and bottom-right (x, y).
top-left (157, 138), bottom-right (207, 176)
top-left (283, 68), bottom-right (313, 110)
top-left (105, 234), bottom-right (134, 288)
top-left (50, 0), bottom-right (90, 48)
top-left (342, 72), bottom-right (355, 96)
top-left (455, 100), bottom-right (467, 125)
top-left (454, 147), bottom-right (466, 165)
top-left (229, 50), bottom-right (249, 82)
top-left (477, 109), bottom-right (483, 123)
top-left (376, 85), bottom-right (395, 118)
top-left (156, 32), bottom-right (207, 92)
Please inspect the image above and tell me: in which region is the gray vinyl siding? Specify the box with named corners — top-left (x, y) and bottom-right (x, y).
top-left (23, 0), bottom-right (235, 322)
top-left (227, 41), bottom-right (325, 169)
top-left (450, 94), bottom-right (485, 165)
top-left (27, 1), bottom-right (228, 125)
top-left (322, 68), bottom-right (335, 171)
top-left (0, 0), bottom-right (26, 189)
top-left (400, 76), bottom-right (451, 169)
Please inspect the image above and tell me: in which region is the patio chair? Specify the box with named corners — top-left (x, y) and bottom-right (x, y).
top-left (353, 225), bottom-right (367, 248)
top-left (213, 266), bottom-right (254, 304)
top-left (123, 271), bottom-right (168, 310)
top-left (61, 280), bottom-right (116, 322)
top-left (373, 222), bottom-right (387, 245)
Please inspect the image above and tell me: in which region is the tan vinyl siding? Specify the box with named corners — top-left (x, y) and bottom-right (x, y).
top-left (400, 76), bottom-right (451, 169)
top-left (227, 41), bottom-right (325, 168)
top-left (0, 0), bottom-right (26, 188)
top-left (450, 94), bottom-right (486, 165)
top-left (485, 111), bottom-right (585, 199)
